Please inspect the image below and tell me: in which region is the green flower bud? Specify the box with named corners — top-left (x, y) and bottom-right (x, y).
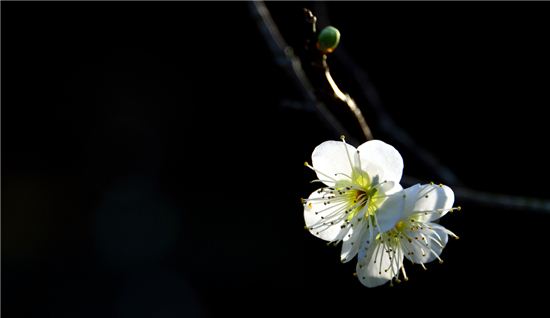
top-left (317, 26), bottom-right (341, 54)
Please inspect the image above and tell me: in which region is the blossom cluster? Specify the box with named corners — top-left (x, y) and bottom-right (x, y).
top-left (303, 137), bottom-right (459, 287)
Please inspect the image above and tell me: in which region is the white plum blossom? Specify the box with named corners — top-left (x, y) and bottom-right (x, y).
top-left (303, 137), bottom-right (406, 263)
top-left (356, 183), bottom-right (460, 288)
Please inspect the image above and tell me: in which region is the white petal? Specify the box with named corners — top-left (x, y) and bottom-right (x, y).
top-left (356, 241), bottom-right (403, 288)
top-left (357, 140), bottom-right (404, 184)
top-left (402, 183), bottom-right (422, 216)
top-left (311, 140), bottom-right (356, 187)
top-left (357, 225), bottom-right (376, 260)
top-left (340, 222), bottom-right (365, 263)
top-left (403, 223), bottom-right (449, 264)
top-left (303, 189), bottom-right (347, 241)
top-left (373, 192), bottom-right (406, 232)
top-left (375, 181), bottom-right (403, 196)
top-left (404, 184), bottom-right (455, 222)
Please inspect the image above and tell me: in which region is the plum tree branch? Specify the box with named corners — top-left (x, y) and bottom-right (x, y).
top-left (300, 8), bottom-right (373, 141)
top-left (248, 1), bottom-right (359, 146)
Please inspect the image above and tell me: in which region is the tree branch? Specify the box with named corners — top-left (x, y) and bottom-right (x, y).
top-left (300, 9), bottom-right (373, 141)
top-left (334, 47), bottom-right (461, 186)
top-left (248, 1), bottom-right (359, 146)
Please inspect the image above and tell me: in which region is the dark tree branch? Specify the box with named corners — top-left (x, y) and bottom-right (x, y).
top-left (248, 1), bottom-right (358, 145)
top-left (455, 187), bottom-right (550, 213)
top-left (333, 47), bottom-right (461, 186)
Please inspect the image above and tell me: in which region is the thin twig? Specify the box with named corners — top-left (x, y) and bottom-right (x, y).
top-left (455, 187), bottom-right (550, 213)
top-left (248, 1), bottom-right (358, 146)
top-left (301, 9), bottom-right (373, 141)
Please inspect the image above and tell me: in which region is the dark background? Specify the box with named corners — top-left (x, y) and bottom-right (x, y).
top-left (3, 2), bottom-right (550, 317)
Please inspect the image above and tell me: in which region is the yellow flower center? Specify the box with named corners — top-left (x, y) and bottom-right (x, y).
top-left (395, 220), bottom-right (406, 232)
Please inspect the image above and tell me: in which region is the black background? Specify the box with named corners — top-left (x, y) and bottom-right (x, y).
top-left (3, 1), bottom-right (550, 317)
